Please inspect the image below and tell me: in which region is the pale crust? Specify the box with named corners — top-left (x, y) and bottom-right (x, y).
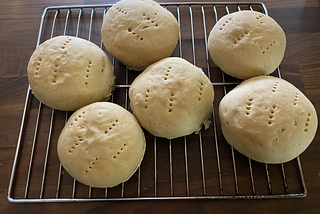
top-left (27, 36), bottom-right (115, 111)
top-left (219, 76), bottom-right (318, 164)
top-left (129, 57), bottom-right (214, 139)
top-left (57, 102), bottom-right (146, 188)
top-left (101, 0), bottom-right (179, 71)
top-left (208, 10), bottom-right (286, 79)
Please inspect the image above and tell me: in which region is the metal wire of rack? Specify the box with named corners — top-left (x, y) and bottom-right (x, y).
top-left (8, 2), bottom-right (307, 203)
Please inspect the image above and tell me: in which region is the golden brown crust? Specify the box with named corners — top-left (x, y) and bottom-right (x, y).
top-left (27, 36), bottom-right (115, 111)
top-left (57, 102), bottom-right (146, 188)
top-left (219, 76), bottom-right (318, 163)
top-left (129, 57), bottom-right (214, 139)
top-left (101, 0), bottom-right (179, 71)
top-left (208, 10), bottom-right (286, 79)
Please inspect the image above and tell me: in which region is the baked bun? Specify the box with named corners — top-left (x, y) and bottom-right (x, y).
top-left (129, 57), bottom-right (214, 139)
top-left (27, 36), bottom-right (115, 111)
top-left (219, 76), bottom-right (317, 164)
top-left (208, 10), bottom-right (286, 79)
top-left (57, 102), bottom-right (146, 188)
top-left (101, 0), bottom-right (179, 71)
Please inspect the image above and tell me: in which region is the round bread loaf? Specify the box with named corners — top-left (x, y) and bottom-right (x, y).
top-left (219, 76), bottom-right (317, 164)
top-left (101, 0), bottom-right (179, 71)
top-left (208, 10), bottom-right (286, 79)
top-left (129, 57), bottom-right (214, 139)
top-left (57, 102), bottom-right (146, 188)
top-left (27, 36), bottom-right (115, 111)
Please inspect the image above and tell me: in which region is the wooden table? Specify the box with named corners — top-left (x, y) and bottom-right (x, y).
top-left (1, 0), bottom-right (319, 213)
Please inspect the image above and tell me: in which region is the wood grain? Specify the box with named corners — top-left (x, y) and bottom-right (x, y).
top-left (1, 0), bottom-right (320, 213)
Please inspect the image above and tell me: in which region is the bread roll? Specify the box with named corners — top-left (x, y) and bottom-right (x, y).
top-left (219, 76), bottom-right (317, 163)
top-left (208, 10), bottom-right (286, 79)
top-left (101, 0), bottom-right (179, 71)
top-left (27, 36), bottom-right (115, 111)
top-left (57, 102), bottom-right (146, 188)
top-left (129, 57), bottom-right (214, 139)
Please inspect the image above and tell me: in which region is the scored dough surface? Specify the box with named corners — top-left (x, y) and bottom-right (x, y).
top-left (129, 57), bottom-right (214, 139)
top-left (57, 102), bottom-right (146, 188)
top-left (101, 0), bottom-right (179, 71)
top-left (27, 36), bottom-right (115, 111)
top-left (219, 76), bottom-right (317, 164)
top-left (208, 10), bottom-right (286, 79)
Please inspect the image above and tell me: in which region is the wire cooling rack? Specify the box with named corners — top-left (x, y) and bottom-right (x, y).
top-left (8, 2), bottom-right (307, 203)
